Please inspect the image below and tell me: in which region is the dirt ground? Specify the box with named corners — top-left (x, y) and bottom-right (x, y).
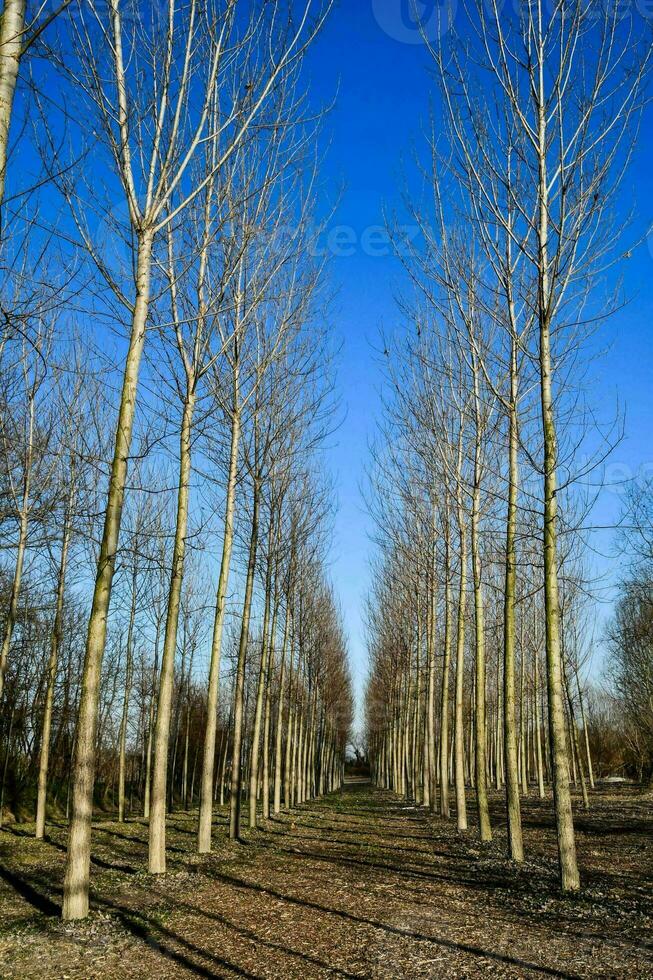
top-left (0, 781), bottom-right (651, 979)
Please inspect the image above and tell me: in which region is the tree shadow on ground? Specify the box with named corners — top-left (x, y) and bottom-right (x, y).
top-left (203, 866), bottom-right (583, 979)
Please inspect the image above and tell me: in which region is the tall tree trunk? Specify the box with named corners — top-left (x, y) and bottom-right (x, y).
top-left (519, 643), bottom-right (528, 795)
top-left (198, 382), bottom-right (240, 852)
top-left (0, 382), bottom-right (34, 700)
top-left (536, 63), bottom-right (580, 890)
top-left (144, 616), bottom-right (162, 819)
top-left (564, 670), bottom-right (589, 810)
top-left (273, 603), bottom-right (290, 814)
top-left (533, 641), bottom-right (545, 798)
top-left (576, 669), bottom-right (594, 790)
top-left (36, 480), bottom-right (73, 838)
top-left (503, 331), bottom-right (524, 858)
top-left (284, 641), bottom-right (295, 809)
top-left (262, 586), bottom-right (280, 821)
top-left (440, 515), bottom-right (452, 818)
top-left (248, 523), bottom-right (275, 828)
top-left (118, 566), bottom-right (138, 823)
top-left (63, 229), bottom-right (154, 921)
top-left (454, 495), bottom-right (468, 832)
top-left (229, 478), bottom-right (260, 840)
top-left (0, 0), bottom-right (24, 221)
top-left (470, 354), bottom-right (492, 843)
top-left (426, 553), bottom-right (436, 807)
top-left (420, 600), bottom-right (430, 807)
top-left (148, 388), bottom-right (196, 873)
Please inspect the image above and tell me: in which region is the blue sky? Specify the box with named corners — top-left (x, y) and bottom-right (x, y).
top-left (302, 1), bottom-right (653, 713)
top-left (12, 1), bottom-right (650, 715)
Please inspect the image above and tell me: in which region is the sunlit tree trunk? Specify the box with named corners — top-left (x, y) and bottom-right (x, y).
top-left (454, 476), bottom-right (468, 832)
top-left (63, 229), bottom-right (154, 921)
top-left (502, 269), bottom-right (524, 857)
top-left (273, 603), bottom-right (291, 814)
top-left (118, 566), bottom-right (137, 822)
top-left (229, 477), bottom-right (260, 839)
top-left (284, 638), bottom-right (295, 808)
top-left (198, 371), bottom-right (241, 851)
top-left (143, 616), bottom-right (162, 819)
top-left (248, 521), bottom-right (275, 827)
top-left (36, 476), bottom-right (73, 838)
top-left (576, 669), bottom-right (594, 790)
top-left (533, 642), bottom-right (545, 798)
top-left (0, 0), bottom-right (24, 219)
top-left (149, 387), bottom-right (196, 873)
top-left (262, 582), bottom-right (280, 820)
top-left (440, 513), bottom-right (452, 818)
top-left (470, 349), bottom-right (491, 842)
top-left (536, 55), bottom-right (580, 889)
top-left (564, 669), bottom-right (589, 810)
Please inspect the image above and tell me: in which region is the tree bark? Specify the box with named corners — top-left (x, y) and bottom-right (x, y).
top-left (536, 63), bottom-right (580, 890)
top-left (248, 522), bottom-right (275, 828)
top-left (149, 388), bottom-right (196, 873)
top-left (197, 380), bottom-right (240, 852)
top-left (440, 515), bottom-right (452, 818)
top-left (118, 566), bottom-right (138, 822)
top-left (229, 478), bottom-right (260, 840)
top-left (0, 0), bottom-right (24, 220)
top-left (0, 377), bottom-right (34, 700)
top-left (273, 607), bottom-right (290, 814)
top-left (36, 481), bottom-right (73, 838)
top-left (63, 229), bottom-right (154, 921)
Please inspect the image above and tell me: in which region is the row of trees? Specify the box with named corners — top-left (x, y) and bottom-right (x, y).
top-left (0, 0), bottom-right (352, 923)
top-left (365, 0), bottom-right (649, 893)
top-left (606, 478), bottom-right (653, 782)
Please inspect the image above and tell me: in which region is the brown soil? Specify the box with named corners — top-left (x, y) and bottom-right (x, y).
top-left (0, 782), bottom-right (651, 978)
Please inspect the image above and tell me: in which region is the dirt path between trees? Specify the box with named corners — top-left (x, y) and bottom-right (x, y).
top-left (0, 782), bottom-right (651, 978)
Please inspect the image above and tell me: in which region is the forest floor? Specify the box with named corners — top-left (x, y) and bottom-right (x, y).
top-left (0, 781), bottom-right (651, 979)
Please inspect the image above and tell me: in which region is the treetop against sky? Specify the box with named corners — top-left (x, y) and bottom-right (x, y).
top-left (298, 1), bottom-right (653, 708)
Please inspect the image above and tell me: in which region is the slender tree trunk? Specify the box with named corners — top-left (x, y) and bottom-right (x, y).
top-left (420, 602), bottom-right (430, 807)
top-left (262, 588), bottom-right (280, 820)
top-left (118, 567), bottom-right (138, 822)
top-left (0, 386), bottom-right (34, 700)
top-left (0, 0), bottom-right (24, 221)
top-left (534, 642), bottom-right (545, 798)
top-left (198, 387), bottom-right (240, 852)
top-left (63, 229), bottom-right (154, 921)
top-left (454, 497), bottom-right (468, 832)
top-left (182, 703), bottom-right (190, 809)
top-left (284, 643), bottom-right (295, 809)
top-left (576, 670), bottom-right (594, 790)
top-left (148, 388), bottom-right (196, 873)
top-left (470, 356), bottom-right (492, 843)
top-left (440, 518), bottom-right (452, 818)
top-left (144, 616), bottom-right (162, 819)
top-left (564, 670), bottom-right (589, 810)
top-left (36, 487), bottom-right (72, 838)
top-left (248, 525), bottom-right (275, 828)
top-left (229, 479), bottom-right (260, 840)
top-left (519, 644), bottom-right (528, 795)
top-left (536, 65), bottom-right (580, 890)
top-left (0, 702), bottom-right (16, 827)
top-left (273, 604), bottom-right (290, 814)
top-left (503, 330), bottom-right (524, 859)
top-left (426, 557), bottom-right (436, 807)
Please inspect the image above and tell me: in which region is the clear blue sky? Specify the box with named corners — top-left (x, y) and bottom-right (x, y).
top-left (14, 2), bottom-right (650, 715)
top-left (302, 2), bottom-right (653, 714)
